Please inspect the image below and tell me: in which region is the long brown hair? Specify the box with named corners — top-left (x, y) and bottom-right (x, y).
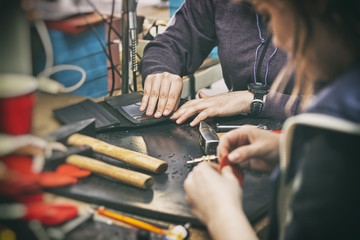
top-left (271, 0), bottom-right (360, 111)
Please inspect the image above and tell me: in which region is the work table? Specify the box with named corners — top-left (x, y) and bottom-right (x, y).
top-left (33, 92), bottom-right (277, 239)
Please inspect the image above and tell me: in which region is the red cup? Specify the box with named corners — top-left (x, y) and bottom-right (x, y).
top-left (0, 74), bottom-right (38, 135)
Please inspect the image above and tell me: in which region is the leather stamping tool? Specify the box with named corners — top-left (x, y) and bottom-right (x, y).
top-left (199, 121), bottom-right (219, 155)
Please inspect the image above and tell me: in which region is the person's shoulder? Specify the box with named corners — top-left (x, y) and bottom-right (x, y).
top-left (307, 64), bottom-right (360, 123)
top-left (215, 0), bottom-right (254, 13)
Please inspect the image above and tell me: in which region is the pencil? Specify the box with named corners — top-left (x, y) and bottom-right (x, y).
top-left (96, 207), bottom-right (167, 236)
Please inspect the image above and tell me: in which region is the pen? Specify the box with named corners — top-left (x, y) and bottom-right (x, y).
top-left (96, 207), bottom-right (167, 236)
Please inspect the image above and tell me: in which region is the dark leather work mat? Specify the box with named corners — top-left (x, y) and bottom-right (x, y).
top-left (47, 116), bottom-right (282, 226)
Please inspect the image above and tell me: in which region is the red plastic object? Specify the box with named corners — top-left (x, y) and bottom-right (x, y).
top-left (16, 193), bottom-right (44, 204)
top-left (0, 155), bottom-right (78, 196)
top-left (0, 92), bottom-right (36, 135)
top-left (46, 13), bottom-right (105, 35)
top-left (55, 164), bottom-right (91, 178)
top-left (220, 155), bottom-right (245, 186)
top-left (0, 171), bottom-right (41, 197)
top-left (0, 74), bottom-right (38, 135)
top-left (37, 172), bottom-right (78, 188)
top-left (1, 155), bottom-right (35, 175)
top-left (23, 202), bottom-right (78, 226)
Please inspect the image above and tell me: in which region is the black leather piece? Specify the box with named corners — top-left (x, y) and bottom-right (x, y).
top-left (53, 92), bottom-right (173, 131)
top-left (53, 99), bottom-right (120, 130)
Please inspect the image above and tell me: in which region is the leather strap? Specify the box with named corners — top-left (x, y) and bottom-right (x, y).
top-left (247, 83), bottom-right (268, 117)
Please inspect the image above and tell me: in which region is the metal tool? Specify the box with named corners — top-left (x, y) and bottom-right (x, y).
top-left (216, 123), bottom-right (269, 132)
top-left (199, 121), bottom-right (219, 155)
top-left (47, 118), bottom-right (96, 144)
top-left (44, 118), bottom-right (165, 189)
top-left (216, 123), bottom-right (242, 132)
top-left (187, 155), bottom-right (218, 166)
top-left (44, 145), bottom-right (93, 168)
top-left (44, 118), bottom-right (96, 168)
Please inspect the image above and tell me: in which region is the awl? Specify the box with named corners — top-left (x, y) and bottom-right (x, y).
top-left (197, 122), bottom-right (245, 186)
top-left (187, 155), bottom-right (218, 165)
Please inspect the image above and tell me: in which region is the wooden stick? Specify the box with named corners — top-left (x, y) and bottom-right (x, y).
top-left (66, 154), bottom-right (154, 189)
top-left (67, 134), bottom-right (168, 174)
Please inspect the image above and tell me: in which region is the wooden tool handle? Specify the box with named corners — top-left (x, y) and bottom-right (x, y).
top-left (66, 154), bottom-right (154, 189)
top-left (67, 134), bottom-right (168, 174)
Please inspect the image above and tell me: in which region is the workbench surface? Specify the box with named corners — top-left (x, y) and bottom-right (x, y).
top-left (33, 92), bottom-right (282, 239)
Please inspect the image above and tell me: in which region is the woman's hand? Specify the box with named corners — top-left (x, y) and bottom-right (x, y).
top-left (170, 91), bottom-right (253, 126)
top-left (217, 126), bottom-right (280, 172)
top-left (184, 163), bottom-right (242, 224)
top-left (140, 72), bottom-right (183, 118)
top-left (184, 163), bottom-right (258, 240)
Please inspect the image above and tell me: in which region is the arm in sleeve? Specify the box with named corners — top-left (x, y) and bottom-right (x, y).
top-left (261, 90), bottom-right (302, 120)
top-left (139, 0), bottom-right (218, 82)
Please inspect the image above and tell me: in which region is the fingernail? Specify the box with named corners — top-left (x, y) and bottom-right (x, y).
top-left (155, 112), bottom-right (161, 118)
top-left (163, 110), bottom-right (169, 115)
top-left (228, 152), bottom-right (239, 161)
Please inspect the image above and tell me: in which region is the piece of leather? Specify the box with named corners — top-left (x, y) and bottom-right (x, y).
top-left (53, 92), bottom-right (188, 131)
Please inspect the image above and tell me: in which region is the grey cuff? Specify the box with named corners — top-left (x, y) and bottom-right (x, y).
top-left (261, 90), bottom-right (302, 121)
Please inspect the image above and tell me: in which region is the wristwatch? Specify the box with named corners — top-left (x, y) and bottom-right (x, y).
top-left (247, 82), bottom-right (269, 117)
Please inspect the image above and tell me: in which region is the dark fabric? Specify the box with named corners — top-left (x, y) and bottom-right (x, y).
top-left (284, 128), bottom-right (360, 240)
top-left (53, 92), bottom-right (173, 130)
top-left (269, 64), bottom-right (360, 239)
top-left (261, 90), bottom-right (302, 120)
top-left (139, 0), bottom-right (297, 120)
top-left (307, 64), bottom-right (360, 122)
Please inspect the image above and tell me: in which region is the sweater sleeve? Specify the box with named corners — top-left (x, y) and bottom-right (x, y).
top-left (261, 90), bottom-right (302, 121)
top-left (139, 0), bottom-right (218, 82)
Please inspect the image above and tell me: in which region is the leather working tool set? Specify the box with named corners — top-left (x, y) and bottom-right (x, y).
top-left (45, 118), bottom-right (168, 189)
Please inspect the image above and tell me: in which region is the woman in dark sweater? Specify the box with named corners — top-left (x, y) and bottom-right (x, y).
top-left (139, 0), bottom-right (300, 126)
top-left (184, 0), bottom-right (360, 239)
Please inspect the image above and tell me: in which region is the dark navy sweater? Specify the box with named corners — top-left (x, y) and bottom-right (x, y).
top-left (270, 64), bottom-right (360, 240)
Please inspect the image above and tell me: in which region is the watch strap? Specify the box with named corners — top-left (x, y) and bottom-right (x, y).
top-left (247, 83), bottom-right (268, 117)
top-left (248, 99), bottom-right (264, 117)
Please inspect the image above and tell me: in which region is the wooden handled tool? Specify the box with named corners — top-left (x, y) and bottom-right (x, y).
top-left (66, 154), bottom-right (154, 189)
top-left (67, 133), bottom-right (168, 174)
